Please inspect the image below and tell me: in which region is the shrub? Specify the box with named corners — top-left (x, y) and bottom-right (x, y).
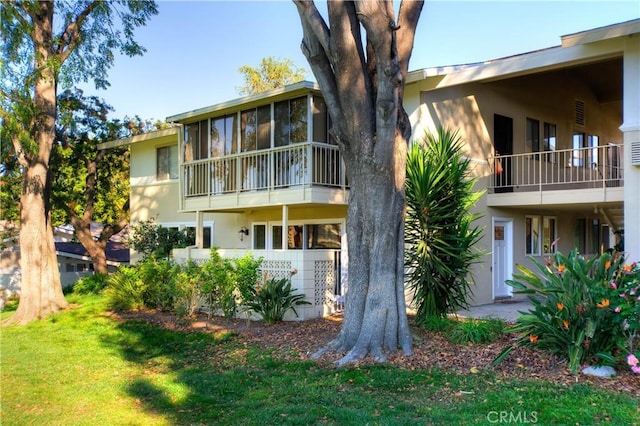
top-left (105, 267), bottom-right (146, 311)
top-left (244, 277), bottom-right (310, 324)
top-left (200, 250), bottom-right (236, 319)
top-left (172, 260), bottom-right (203, 318)
top-left (73, 274), bottom-right (109, 295)
top-left (493, 250), bottom-right (628, 374)
top-left (599, 258), bottom-right (640, 374)
top-left (129, 219), bottom-right (194, 259)
top-left (448, 317), bottom-right (506, 345)
top-left (138, 257), bottom-right (178, 311)
top-left (405, 128), bottom-right (484, 322)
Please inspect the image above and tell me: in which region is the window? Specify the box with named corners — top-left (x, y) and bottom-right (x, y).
top-left (186, 226), bottom-right (212, 249)
top-left (157, 145), bottom-right (178, 181)
top-left (527, 215), bottom-right (559, 255)
top-left (572, 132), bottom-right (585, 167)
top-left (542, 216), bottom-right (557, 254)
top-left (253, 224), bottom-right (266, 249)
top-left (587, 135), bottom-right (599, 168)
top-left (183, 120), bottom-right (209, 161)
top-left (270, 222), bottom-right (342, 250)
top-left (306, 224), bottom-right (341, 249)
top-left (241, 105), bottom-right (271, 152)
top-left (526, 118), bottom-right (540, 152)
top-left (211, 114), bottom-right (237, 157)
top-left (543, 123), bottom-right (556, 152)
top-left (543, 122), bottom-right (557, 163)
top-left (274, 96), bottom-right (308, 147)
top-left (574, 217), bottom-right (601, 255)
top-left (525, 216), bottom-right (541, 255)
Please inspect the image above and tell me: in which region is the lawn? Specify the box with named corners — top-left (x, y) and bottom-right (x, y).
top-left (1, 294), bottom-right (638, 425)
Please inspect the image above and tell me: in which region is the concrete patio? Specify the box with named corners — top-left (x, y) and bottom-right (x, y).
top-left (457, 299), bottom-right (533, 323)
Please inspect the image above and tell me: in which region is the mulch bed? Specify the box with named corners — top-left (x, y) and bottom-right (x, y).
top-left (114, 310), bottom-right (640, 396)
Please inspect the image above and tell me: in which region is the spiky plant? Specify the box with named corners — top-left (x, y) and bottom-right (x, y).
top-left (405, 128), bottom-right (484, 323)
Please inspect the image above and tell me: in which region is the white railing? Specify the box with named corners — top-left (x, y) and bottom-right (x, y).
top-left (490, 145), bottom-right (623, 192)
top-left (182, 143), bottom-right (347, 198)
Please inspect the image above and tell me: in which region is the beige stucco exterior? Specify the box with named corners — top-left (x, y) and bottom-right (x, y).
top-left (102, 19), bottom-right (640, 318)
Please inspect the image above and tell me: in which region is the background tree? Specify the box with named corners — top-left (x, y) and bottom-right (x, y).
top-left (0, 0), bottom-right (157, 324)
top-left (405, 128), bottom-right (484, 323)
top-left (237, 56), bottom-right (307, 95)
top-left (52, 89), bottom-right (143, 274)
top-left (294, 0), bottom-right (423, 364)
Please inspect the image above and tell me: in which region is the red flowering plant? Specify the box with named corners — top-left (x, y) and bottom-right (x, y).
top-left (493, 250), bottom-right (626, 375)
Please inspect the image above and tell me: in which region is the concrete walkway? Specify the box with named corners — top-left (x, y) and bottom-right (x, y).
top-left (456, 299), bottom-right (533, 323)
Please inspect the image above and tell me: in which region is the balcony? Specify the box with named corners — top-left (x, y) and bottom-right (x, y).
top-left (488, 145), bottom-right (624, 207)
top-left (180, 142), bottom-right (349, 211)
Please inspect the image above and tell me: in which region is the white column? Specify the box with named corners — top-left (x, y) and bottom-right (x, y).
top-left (621, 36), bottom-right (640, 262)
top-left (195, 210), bottom-right (204, 248)
top-left (282, 204), bottom-right (289, 250)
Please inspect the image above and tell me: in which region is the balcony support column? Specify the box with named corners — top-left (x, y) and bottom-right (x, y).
top-left (195, 210), bottom-right (204, 248)
top-left (282, 204), bottom-right (289, 250)
top-left (621, 35), bottom-right (640, 262)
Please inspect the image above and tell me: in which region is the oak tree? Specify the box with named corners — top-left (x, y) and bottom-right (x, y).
top-left (0, 0), bottom-right (157, 323)
top-left (294, 0), bottom-right (423, 364)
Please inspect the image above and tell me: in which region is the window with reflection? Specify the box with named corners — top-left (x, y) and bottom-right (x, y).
top-left (306, 224), bottom-right (341, 249)
top-left (275, 96), bottom-right (308, 146)
top-left (211, 114), bottom-right (237, 158)
top-left (183, 120), bottom-right (209, 161)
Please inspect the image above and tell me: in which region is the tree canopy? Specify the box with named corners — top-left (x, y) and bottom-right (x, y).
top-left (0, 0), bottom-right (158, 324)
top-left (237, 56), bottom-right (307, 95)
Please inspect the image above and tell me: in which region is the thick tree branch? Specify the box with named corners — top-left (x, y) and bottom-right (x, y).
top-left (57, 1), bottom-right (101, 62)
top-left (293, 1), bottom-right (332, 62)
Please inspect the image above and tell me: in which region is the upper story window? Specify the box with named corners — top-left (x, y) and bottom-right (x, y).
top-left (211, 114), bottom-right (237, 157)
top-left (275, 96), bottom-right (308, 146)
top-left (241, 105), bottom-right (271, 152)
top-left (572, 132), bottom-right (598, 167)
top-left (157, 145), bottom-right (178, 181)
top-left (526, 118), bottom-right (540, 152)
top-left (184, 120), bottom-right (209, 161)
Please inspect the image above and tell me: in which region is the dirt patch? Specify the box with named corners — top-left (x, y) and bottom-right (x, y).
top-left (113, 310), bottom-right (639, 396)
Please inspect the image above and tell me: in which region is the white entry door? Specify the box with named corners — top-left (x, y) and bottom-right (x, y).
top-left (493, 219), bottom-right (512, 299)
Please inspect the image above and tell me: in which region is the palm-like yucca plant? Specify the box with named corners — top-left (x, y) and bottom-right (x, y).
top-left (405, 128), bottom-right (484, 323)
top-left (244, 277), bottom-right (310, 324)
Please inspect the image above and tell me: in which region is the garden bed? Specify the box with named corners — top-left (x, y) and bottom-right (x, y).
top-left (111, 309), bottom-right (639, 396)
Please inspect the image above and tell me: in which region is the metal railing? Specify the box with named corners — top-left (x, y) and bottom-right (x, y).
top-left (182, 142), bottom-right (348, 197)
top-left (490, 145), bottom-right (623, 193)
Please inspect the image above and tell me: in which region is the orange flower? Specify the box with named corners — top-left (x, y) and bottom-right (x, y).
top-left (605, 260), bottom-right (611, 270)
top-left (563, 320), bottom-right (570, 329)
top-left (624, 264), bottom-right (632, 272)
top-left (557, 264), bottom-right (566, 273)
top-left (557, 303), bottom-right (564, 311)
top-left (529, 335), bottom-right (539, 344)
top-left (596, 299), bottom-right (610, 308)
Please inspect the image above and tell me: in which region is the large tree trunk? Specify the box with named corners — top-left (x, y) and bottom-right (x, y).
top-left (9, 2), bottom-right (68, 324)
top-left (297, 0), bottom-right (422, 364)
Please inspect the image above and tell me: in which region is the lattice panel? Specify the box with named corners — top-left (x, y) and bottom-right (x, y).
top-left (260, 260), bottom-right (292, 281)
top-left (314, 260), bottom-right (335, 306)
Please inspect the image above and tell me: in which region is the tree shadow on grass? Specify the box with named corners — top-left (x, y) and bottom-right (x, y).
top-left (101, 319), bottom-right (327, 425)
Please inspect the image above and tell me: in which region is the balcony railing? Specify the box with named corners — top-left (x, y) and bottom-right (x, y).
top-left (490, 145), bottom-right (623, 193)
top-left (182, 142), bottom-right (348, 197)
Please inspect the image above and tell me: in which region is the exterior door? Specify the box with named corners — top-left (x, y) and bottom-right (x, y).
top-left (494, 114), bottom-right (513, 193)
top-left (493, 219), bottom-right (512, 299)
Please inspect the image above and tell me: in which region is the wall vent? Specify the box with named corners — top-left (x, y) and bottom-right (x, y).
top-left (632, 140), bottom-right (640, 166)
top-left (575, 100), bottom-right (585, 126)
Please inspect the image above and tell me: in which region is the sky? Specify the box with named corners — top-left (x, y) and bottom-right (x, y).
top-left (80, 0), bottom-right (640, 122)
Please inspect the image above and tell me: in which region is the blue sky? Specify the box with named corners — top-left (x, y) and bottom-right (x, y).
top-left (81, 0), bottom-right (640, 122)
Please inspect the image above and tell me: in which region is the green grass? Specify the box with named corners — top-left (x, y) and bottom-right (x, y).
top-left (2, 295), bottom-right (638, 425)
